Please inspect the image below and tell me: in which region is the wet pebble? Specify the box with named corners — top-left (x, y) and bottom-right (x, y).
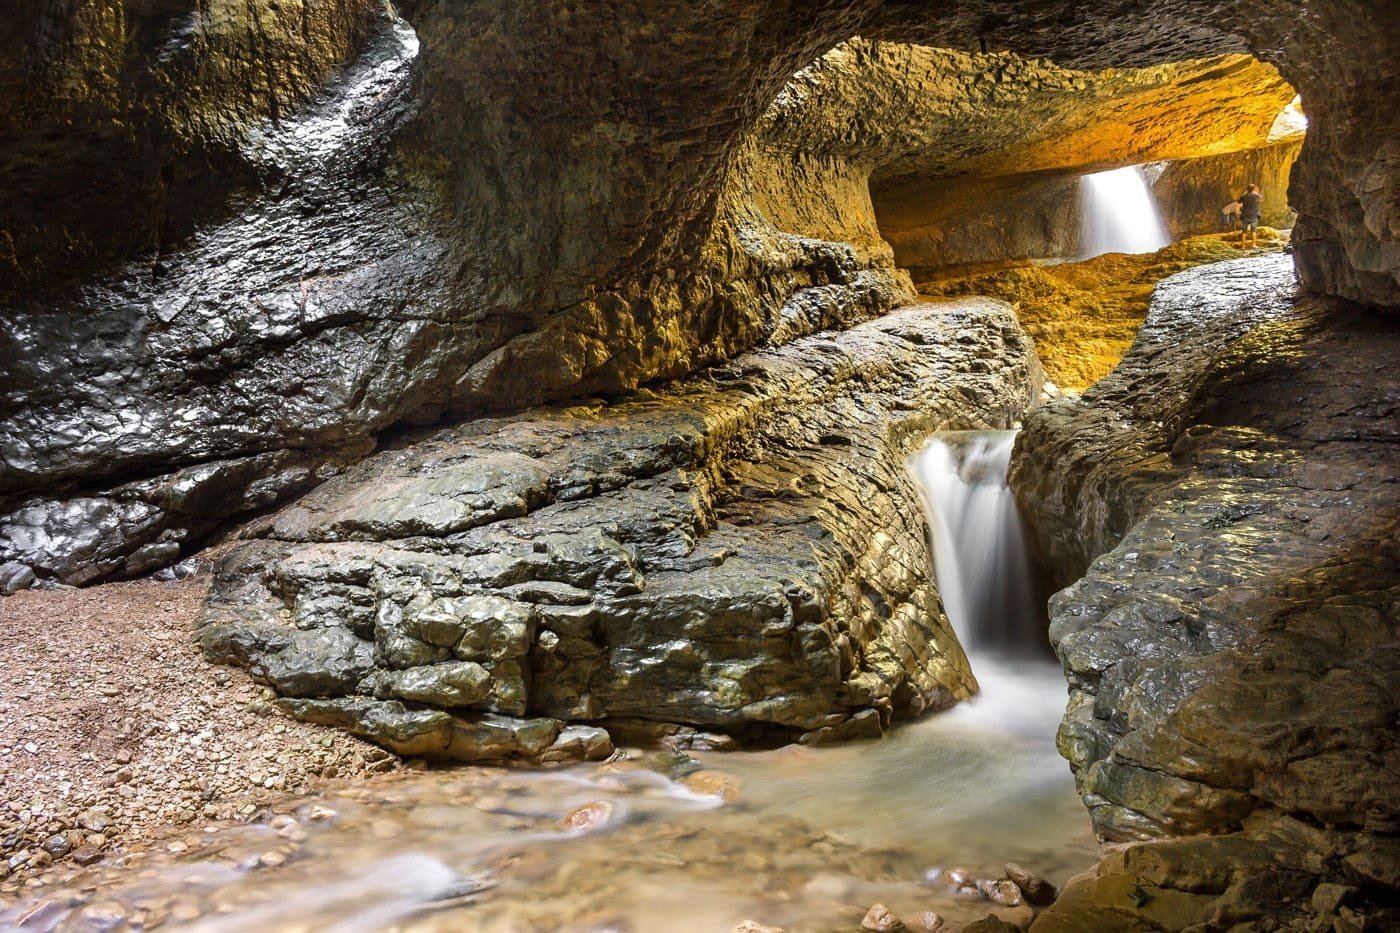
top-left (860, 903), bottom-right (906, 931)
top-left (680, 771), bottom-right (742, 802)
top-left (977, 878), bottom-right (1023, 906)
top-left (941, 866), bottom-right (973, 887)
top-left (560, 802), bottom-right (615, 832)
top-left (1003, 862), bottom-right (1057, 905)
top-left (914, 911), bottom-right (946, 931)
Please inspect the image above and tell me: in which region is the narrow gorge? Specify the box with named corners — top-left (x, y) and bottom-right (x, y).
top-left (1, 2), bottom-right (1396, 931)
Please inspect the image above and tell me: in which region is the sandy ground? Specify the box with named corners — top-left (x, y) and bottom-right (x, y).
top-left (0, 570), bottom-right (395, 898)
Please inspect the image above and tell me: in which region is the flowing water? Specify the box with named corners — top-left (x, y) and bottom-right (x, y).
top-left (1, 432), bottom-right (1094, 932)
top-left (1080, 165), bottom-right (1172, 258)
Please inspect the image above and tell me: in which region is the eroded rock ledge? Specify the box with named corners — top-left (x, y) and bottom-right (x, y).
top-left (198, 299), bottom-right (1039, 763)
top-left (1014, 255), bottom-right (1399, 927)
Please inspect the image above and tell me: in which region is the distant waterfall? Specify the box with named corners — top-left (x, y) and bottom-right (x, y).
top-left (1080, 165), bottom-right (1171, 258)
top-left (911, 431), bottom-right (1045, 654)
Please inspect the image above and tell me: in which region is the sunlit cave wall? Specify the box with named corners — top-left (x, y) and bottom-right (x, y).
top-left (865, 59), bottom-right (1302, 277)
top-left (1153, 138), bottom-right (1303, 237)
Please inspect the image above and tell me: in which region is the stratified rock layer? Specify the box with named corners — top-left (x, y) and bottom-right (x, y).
top-left (1013, 254), bottom-right (1399, 928)
top-left (199, 299), bottom-right (1040, 761)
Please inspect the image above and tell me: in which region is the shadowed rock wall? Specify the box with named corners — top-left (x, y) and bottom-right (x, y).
top-left (1014, 255), bottom-right (1399, 926)
top-left (2, 2), bottom-right (1398, 589)
top-left (0, 0), bottom-right (379, 294)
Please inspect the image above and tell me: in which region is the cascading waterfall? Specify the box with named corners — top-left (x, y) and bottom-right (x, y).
top-left (911, 430), bottom-right (1046, 656)
top-left (1079, 164), bottom-right (1172, 258)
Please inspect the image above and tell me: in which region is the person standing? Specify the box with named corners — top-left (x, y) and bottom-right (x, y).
top-left (1221, 198), bottom-right (1242, 230)
top-left (1239, 184), bottom-right (1263, 246)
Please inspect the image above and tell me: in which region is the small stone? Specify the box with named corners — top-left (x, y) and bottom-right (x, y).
top-left (1310, 882), bottom-right (1353, 915)
top-left (914, 911), bottom-right (946, 931)
top-left (40, 833), bottom-right (73, 857)
top-left (1003, 863), bottom-right (1057, 905)
top-left (307, 804), bottom-right (337, 822)
top-left (953, 884), bottom-right (984, 900)
top-left (78, 810), bottom-right (111, 833)
top-left (942, 866), bottom-right (973, 887)
top-left (71, 845), bottom-right (104, 866)
top-left (560, 802), bottom-right (616, 833)
top-left (258, 850), bottom-right (287, 868)
top-left (961, 917), bottom-right (1021, 933)
top-left (977, 878), bottom-right (1023, 906)
top-left (732, 922), bottom-right (785, 933)
top-left (680, 771), bottom-right (742, 802)
top-left (860, 903), bottom-right (906, 932)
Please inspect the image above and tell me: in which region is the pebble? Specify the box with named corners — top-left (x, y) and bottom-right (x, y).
top-left (732, 922), bottom-right (785, 933)
top-left (1003, 862), bottom-right (1057, 905)
top-left (40, 833), bottom-right (73, 857)
top-left (860, 903), bottom-right (906, 932)
top-left (560, 802), bottom-right (616, 833)
top-left (978, 878), bottom-right (1023, 906)
top-left (913, 912), bottom-right (945, 932)
top-left (71, 845), bottom-right (104, 866)
top-left (680, 771), bottom-right (742, 802)
top-left (942, 866), bottom-right (973, 887)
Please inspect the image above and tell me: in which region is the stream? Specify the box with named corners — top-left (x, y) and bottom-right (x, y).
top-left (1, 432), bottom-right (1095, 932)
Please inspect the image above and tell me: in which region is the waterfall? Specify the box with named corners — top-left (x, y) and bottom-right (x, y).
top-left (911, 430), bottom-right (1045, 654)
top-left (1079, 165), bottom-right (1171, 258)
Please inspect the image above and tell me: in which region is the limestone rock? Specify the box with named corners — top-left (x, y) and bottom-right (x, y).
top-left (1003, 863), bottom-right (1056, 905)
top-left (200, 300), bottom-right (1040, 756)
top-left (1013, 253), bottom-right (1400, 927)
top-left (4, 3), bottom-right (1396, 585)
top-left (277, 698), bottom-right (578, 765)
top-left (860, 903), bottom-right (906, 932)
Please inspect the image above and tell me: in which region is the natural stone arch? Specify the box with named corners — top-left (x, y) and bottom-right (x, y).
top-left (1, 1), bottom-right (1396, 586)
top-left (396, 0), bottom-right (1399, 315)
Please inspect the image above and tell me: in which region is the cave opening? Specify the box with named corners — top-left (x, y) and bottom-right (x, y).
top-left (745, 37), bottom-right (1306, 396)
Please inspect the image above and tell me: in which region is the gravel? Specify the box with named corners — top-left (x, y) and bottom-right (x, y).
top-left (0, 569), bottom-right (395, 896)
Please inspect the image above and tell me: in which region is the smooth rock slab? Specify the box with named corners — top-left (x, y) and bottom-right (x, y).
top-left (200, 299), bottom-right (1040, 761)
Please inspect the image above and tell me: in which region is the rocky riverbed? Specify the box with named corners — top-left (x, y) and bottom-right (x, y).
top-left (0, 571), bottom-right (392, 894)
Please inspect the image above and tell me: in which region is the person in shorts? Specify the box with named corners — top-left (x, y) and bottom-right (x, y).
top-left (1238, 184), bottom-right (1263, 246)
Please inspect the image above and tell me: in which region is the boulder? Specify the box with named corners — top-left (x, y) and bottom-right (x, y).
top-left (199, 300), bottom-right (1041, 756)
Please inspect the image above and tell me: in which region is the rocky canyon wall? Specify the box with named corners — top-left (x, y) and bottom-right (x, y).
top-left (1013, 257), bottom-right (1399, 926)
top-left (1155, 139), bottom-right (1303, 238)
top-left (2, 1), bottom-right (1398, 592)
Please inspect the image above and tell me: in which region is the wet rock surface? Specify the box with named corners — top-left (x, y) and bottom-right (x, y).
top-left (198, 300), bottom-right (1040, 761)
top-left (5, 2), bottom-right (1397, 586)
top-left (919, 233), bottom-right (1285, 393)
top-left (1013, 253), bottom-right (1400, 928)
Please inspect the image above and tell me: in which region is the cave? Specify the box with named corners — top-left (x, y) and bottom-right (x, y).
top-left (0, 2), bottom-right (1396, 930)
